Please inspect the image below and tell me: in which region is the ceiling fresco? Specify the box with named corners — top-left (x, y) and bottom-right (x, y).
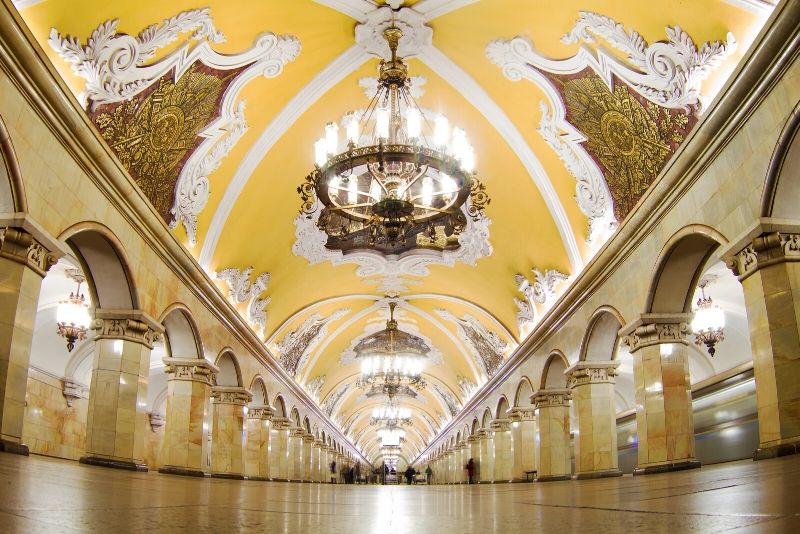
top-left (14, 0), bottom-right (774, 461)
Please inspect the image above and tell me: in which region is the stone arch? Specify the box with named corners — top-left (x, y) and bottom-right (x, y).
top-left (646, 225), bottom-right (728, 314)
top-left (274, 395), bottom-right (287, 418)
top-left (303, 416), bottom-right (311, 433)
top-left (471, 417), bottom-right (479, 435)
top-left (495, 395), bottom-right (510, 419)
top-left (762, 101), bottom-right (800, 219)
top-left (60, 222), bottom-right (139, 310)
top-left (481, 407), bottom-right (492, 428)
top-left (290, 407), bottom-right (301, 427)
top-left (579, 306), bottom-right (625, 362)
top-left (513, 377), bottom-right (535, 407)
top-left (160, 304), bottom-right (203, 360)
top-left (0, 116), bottom-right (27, 213)
top-left (249, 376), bottom-right (268, 405)
top-left (215, 349), bottom-right (242, 387)
top-left (540, 350), bottom-right (569, 389)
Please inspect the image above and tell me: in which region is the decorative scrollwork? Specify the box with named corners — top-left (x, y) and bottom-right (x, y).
top-left (297, 171), bottom-right (319, 216)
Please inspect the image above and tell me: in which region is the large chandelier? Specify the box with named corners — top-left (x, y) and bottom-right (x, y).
top-left (355, 302), bottom-right (428, 397)
top-left (56, 275), bottom-right (92, 352)
top-left (371, 403), bottom-right (412, 427)
top-left (298, 26), bottom-right (490, 247)
top-left (691, 281), bottom-right (725, 356)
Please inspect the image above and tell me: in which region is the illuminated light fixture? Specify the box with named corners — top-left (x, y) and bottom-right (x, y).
top-left (56, 273), bottom-right (91, 352)
top-left (298, 26), bottom-right (490, 247)
top-left (355, 302), bottom-right (428, 398)
top-left (371, 403), bottom-right (412, 427)
top-left (691, 281), bottom-right (725, 356)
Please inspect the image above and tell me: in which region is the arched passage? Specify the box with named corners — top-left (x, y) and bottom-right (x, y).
top-left (215, 350), bottom-right (243, 387)
top-left (762, 102), bottom-right (800, 219)
top-left (0, 116), bottom-right (27, 213)
top-left (495, 396), bottom-right (509, 419)
top-left (541, 351), bottom-right (569, 389)
top-left (161, 305), bottom-right (203, 360)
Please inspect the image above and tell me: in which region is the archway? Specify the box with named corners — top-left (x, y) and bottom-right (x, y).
top-left (761, 102), bottom-right (800, 219)
top-left (495, 396), bottom-right (509, 419)
top-left (540, 351), bottom-right (569, 389)
top-left (513, 377), bottom-right (534, 407)
top-left (161, 306), bottom-right (203, 360)
top-left (215, 350), bottom-right (243, 387)
top-left (0, 116), bottom-right (27, 213)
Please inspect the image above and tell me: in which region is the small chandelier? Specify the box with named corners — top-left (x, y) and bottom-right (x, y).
top-left (378, 427), bottom-right (405, 445)
top-left (355, 302), bottom-right (428, 397)
top-left (298, 26), bottom-right (490, 247)
top-left (56, 274), bottom-right (92, 352)
top-left (371, 403), bottom-right (412, 427)
top-left (691, 281), bottom-right (725, 356)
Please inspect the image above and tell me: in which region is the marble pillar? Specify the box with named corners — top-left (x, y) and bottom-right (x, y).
top-left (468, 435), bottom-right (480, 482)
top-left (209, 386), bottom-right (251, 479)
top-left (244, 405), bottom-right (273, 480)
top-left (727, 230), bottom-right (800, 459)
top-left (622, 315), bottom-right (699, 474)
top-left (269, 417), bottom-right (290, 481)
top-left (491, 419), bottom-right (513, 482)
top-left (567, 361), bottom-right (623, 479)
top-left (509, 408), bottom-right (536, 482)
top-left (81, 310), bottom-right (164, 471)
top-left (287, 427), bottom-right (304, 481)
top-left (445, 450), bottom-right (455, 483)
top-left (313, 440), bottom-right (324, 482)
top-left (533, 389), bottom-right (572, 481)
top-left (456, 443), bottom-right (467, 483)
top-left (159, 357), bottom-right (218, 477)
top-left (302, 432), bottom-right (314, 481)
top-left (0, 227), bottom-right (56, 455)
top-left (478, 429), bottom-right (494, 483)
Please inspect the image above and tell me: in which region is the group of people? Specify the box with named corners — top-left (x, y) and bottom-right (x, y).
top-left (377, 463), bottom-right (434, 484)
top-left (329, 460), bottom-right (363, 484)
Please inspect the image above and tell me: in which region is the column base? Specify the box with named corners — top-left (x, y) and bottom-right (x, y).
top-left (0, 439), bottom-right (29, 456)
top-left (245, 476), bottom-right (270, 481)
top-left (633, 459), bottom-right (700, 475)
top-left (535, 474), bottom-right (572, 482)
top-left (158, 466), bottom-right (206, 477)
top-left (574, 469), bottom-right (623, 480)
top-left (208, 472), bottom-right (244, 480)
top-left (80, 456), bottom-right (148, 472)
top-left (270, 478), bottom-right (290, 482)
top-left (753, 441), bottom-right (800, 461)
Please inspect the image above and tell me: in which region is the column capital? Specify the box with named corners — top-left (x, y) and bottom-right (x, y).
top-left (271, 417), bottom-right (292, 430)
top-left (0, 226), bottom-right (58, 276)
top-left (727, 231), bottom-right (800, 281)
top-left (620, 313), bottom-right (690, 353)
top-left (61, 378), bottom-right (86, 407)
top-left (163, 357), bottom-right (219, 385)
top-left (92, 309), bottom-right (165, 349)
top-left (314, 438), bottom-right (325, 447)
top-left (148, 412), bottom-right (165, 430)
top-left (210, 386), bottom-right (252, 406)
top-left (247, 404), bottom-right (274, 420)
top-left (566, 360), bottom-right (620, 388)
top-left (532, 388), bottom-right (571, 409)
top-left (302, 432), bottom-right (316, 443)
top-left (490, 418), bottom-right (512, 432)
top-left (507, 407), bottom-right (535, 422)
top-left (467, 434), bottom-right (481, 444)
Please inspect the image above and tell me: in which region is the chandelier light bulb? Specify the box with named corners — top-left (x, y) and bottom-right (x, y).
top-left (376, 105), bottom-right (390, 139)
top-left (421, 176), bottom-right (433, 206)
top-left (347, 178), bottom-right (358, 204)
top-left (314, 138), bottom-right (327, 167)
top-left (325, 122), bottom-right (339, 154)
top-left (406, 107), bottom-right (421, 140)
top-left (434, 115), bottom-right (450, 147)
top-left (462, 146), bottom-right (476, 174)
top-left (369, 179), bottom-right (382, 201)
top-left (345, 113), bottom-right (360, 144)
top-left (451, 127), bottom-right (468, 161)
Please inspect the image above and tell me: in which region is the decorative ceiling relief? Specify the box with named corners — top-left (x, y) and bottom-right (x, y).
top-left (306, 375), bottom-right (326, 402)
top-left (487, 11), bottom-right (735, 236)
top-left (457, 376), bottom-right (477, 401)
top-left (274, 309), bottom-right (349, 378)
top-left (49, 8), bottom-right (301, 243)
top-left (514, 268), bottom-right (569, 336)
top-left (213, 266), bottom-right (271, 337)
top-left (432, 383), bottom-right (460, 418)
top-left (354, 5), bottom-right (432, 60)
top-left (435, 309), bottom-right (509, 379)
top-left (321, 382), bottom-right (351, 417)
top-left (293, 210), bottom-right (492, 295)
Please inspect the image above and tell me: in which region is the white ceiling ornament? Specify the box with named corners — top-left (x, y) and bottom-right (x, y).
top-left (354, 6), bottom-right (432, 59)
top-left (275, 308), bottom-right (350, 377)
top-left (456, 375), bottom-right (477, 401)
top-left (49, 9), bottom-right (301, 245)
top-left (432, 383), bottom-right (460, 418)
top-left (514, 268), bottom-right (569, 335)
top-left (306, 375), bottom-right (326, 402)
top-left (292, 206), bottom-right (492, 295)
top-left (213, 266), bottom-right (271, 337)
top-left (436, 309), bottom-right (509, 380)
top-left (321, 382), bottom-right (351, 417)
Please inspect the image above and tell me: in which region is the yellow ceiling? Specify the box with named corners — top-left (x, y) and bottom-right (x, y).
top-left (16, 0), bottom-right (768, 462)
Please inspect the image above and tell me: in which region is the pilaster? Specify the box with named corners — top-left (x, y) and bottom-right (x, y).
top-left (532, 389), bottom-right (572, 481)
top-left (245, 404), bottom-right (273, 480)
top-left (269, 417), bottom-right (291, 481)
top-left (209, 386), bottom-right (251, 479)
top-left (478, 429), bottom-right (494, 483)
top-left (490, 419), bottom-right (513, 482)
top-left (508, 407), bottom-right (536, 482)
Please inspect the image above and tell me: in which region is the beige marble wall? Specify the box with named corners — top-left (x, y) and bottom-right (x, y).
top-left (509, 408), bottom-right (535, 481)
top-left (533, 390), bottom-right (572, 481)
top-left (209, 386), bottom-right (250, 478)
top-left (568, 362), bottom-right (621, 478)
top-left (244, 406), bottom-right (272, 479)
top-left (22, 368), bottom-right (86, 459)
top-left (491, 420), bottom-right (513, 482)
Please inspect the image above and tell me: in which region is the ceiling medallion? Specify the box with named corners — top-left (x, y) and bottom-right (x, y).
top-left (298, 26), bottom-right (489, 249)
top-left (355, 302), bottom-right (429, 398)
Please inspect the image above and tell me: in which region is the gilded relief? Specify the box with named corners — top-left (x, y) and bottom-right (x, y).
top-left (549, 70), bottom-right (694, 220)
top-left (90, 63), bottom-right (243, 223)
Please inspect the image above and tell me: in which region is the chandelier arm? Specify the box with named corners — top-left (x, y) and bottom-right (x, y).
top-left (398, 165), bottom-right (429, 197)
top-left (403, 88), bottom-right (435, 149)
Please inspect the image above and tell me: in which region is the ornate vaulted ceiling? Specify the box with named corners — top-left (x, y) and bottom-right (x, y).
top-left (14, 0), bottom-right (773, 462)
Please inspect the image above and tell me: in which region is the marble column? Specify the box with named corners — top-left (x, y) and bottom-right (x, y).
top-left (622, 315), bottom-right (699, 474)
top-left (287, 427), bottom-right (304, 481)
top-left (244, 405), bottom-right (273, 480)
top-left (509, 408), bottom-right (536, 482)
top-left (445, 450), bottom-right (455, 483)
top-left (533, 389), bottom-right (572, 481)
top-left (209, 386), bottom-right (251, 479)
top-left (81, 309), bottom-right (164, 471)
top-left (0, 227), bottom-right (57, 455)
top-left (302, 432), bottom-right (314, 482)
top-left (456, 443), bottom-right (467, 483)
top-left (567, 361), bottom-right (623, 479)
top-left (312, 439), bottom-right (324, 482)
top-left (478, 429), bottom-right (495, 483)
top-left (491, 419), bottom-right (513, 482)
top-left (269, 417), bottom-right (290, 481)
top-left (726, 230), bottom-right (800, 459)
top-left (468, 435), bottom-right (480, 482)
top-left (159, 358), bottom-right (218, 477)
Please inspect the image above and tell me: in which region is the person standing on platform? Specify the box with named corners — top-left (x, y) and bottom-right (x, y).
top-left (425, 464), bottom-right (433, 484)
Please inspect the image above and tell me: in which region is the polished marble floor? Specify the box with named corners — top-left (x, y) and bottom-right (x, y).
top-left (0, 453), bottom-right (798, 533)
